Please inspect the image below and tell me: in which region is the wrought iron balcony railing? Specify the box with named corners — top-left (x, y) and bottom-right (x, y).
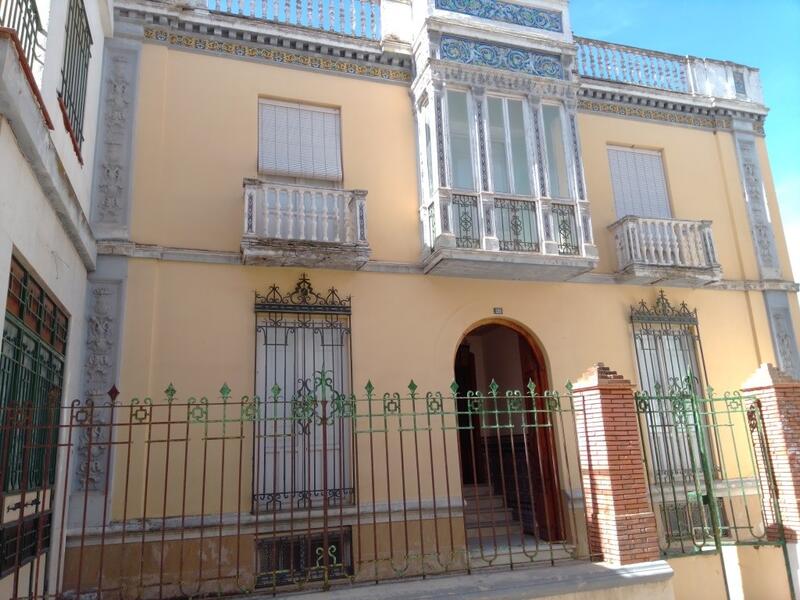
top-left (609, 215), bottom-right (721, 284)
top-left (575, 37), bottom-right (762, 103)
top-left (242, 179), bottom-right (369, 268)
top-left (206, 0), bottom-right (381, 41)
top-left (424, 191), bottom-right (597, 281)
top-left (0, 0), bottom-right (46, 70)
top-left (58, 0), bottom-right (92, 157)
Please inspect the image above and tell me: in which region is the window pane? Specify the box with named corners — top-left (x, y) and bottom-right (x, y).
top-left (542, 105), bottom-right (569, 198)
top-left (507, 100), bottom-right (531, 196)
top-left (447, 90), bottom-right (475, 190)
top-left (487, 97), bottom-right (510, 194)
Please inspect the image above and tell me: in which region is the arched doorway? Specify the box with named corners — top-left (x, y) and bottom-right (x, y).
top-left (454, 321), bottom-right (564, 545)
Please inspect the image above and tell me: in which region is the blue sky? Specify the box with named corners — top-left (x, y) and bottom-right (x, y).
top-left (570, 0), bottom-right (800, 277)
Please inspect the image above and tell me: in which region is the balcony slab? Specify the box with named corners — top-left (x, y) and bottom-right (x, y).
top-left (423, 248), bottom-right (598, 281)
top-left (614, 264), bottom-right (723, 288)
top-left (242, 238), bottom-right (370, 270)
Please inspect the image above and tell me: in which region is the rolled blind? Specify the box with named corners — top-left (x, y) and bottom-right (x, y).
top-left (608, 147), bottom-right (671, 219)
top-left (259, 100), bottom-right (343, 181)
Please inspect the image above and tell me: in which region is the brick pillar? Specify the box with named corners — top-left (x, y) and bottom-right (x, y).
top-left (572, 363), bottom-right (659, 565)
top-left (742, 363), bottom-right (800, 598)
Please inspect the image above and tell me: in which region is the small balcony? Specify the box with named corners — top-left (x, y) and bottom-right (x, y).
top-left (242, 179), bottom-right (370, 269)
top-left (609, 216), bottom-right (721, 286)
top-left (423, 191), bottom-right (598, 281)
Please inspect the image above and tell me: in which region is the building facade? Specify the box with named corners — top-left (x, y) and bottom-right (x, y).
top-left (2, 0), bottom-right (800, 598)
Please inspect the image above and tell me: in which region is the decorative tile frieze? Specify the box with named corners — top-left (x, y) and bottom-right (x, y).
top-left (439, 35), bottom-right (564, 79)
top-left (91, 39), bottom-right (141, 238)
top-left (431, 59), bottom-right (575, 98)
top-left (577, 97), bottom-right (727, 131)
top-left (434, 0), bottom-right (563, 33)
top-left (143, 28), bottom-right (412, 83)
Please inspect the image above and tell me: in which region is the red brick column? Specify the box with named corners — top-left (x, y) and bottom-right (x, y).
top-left (571, 363), bottom-right (659, 565)
top-left (742, 364), bottom-right (800, 541)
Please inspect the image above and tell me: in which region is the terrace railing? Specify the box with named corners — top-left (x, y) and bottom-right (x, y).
top-left (207, 0), bottom-right (382, 41)
top-left (576, 37), bottom-right (689, 93)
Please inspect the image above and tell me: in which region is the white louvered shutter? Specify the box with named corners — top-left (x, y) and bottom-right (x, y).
top-left (608, 147), bottom-right (671, 219)
top-left (259, 100), bottom-right (342, 181)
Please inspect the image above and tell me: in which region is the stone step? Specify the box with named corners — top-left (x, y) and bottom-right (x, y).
top-left (463, 508), bottom-right (515, 527)
top-left (465, 524), bottom-right (530, 542)
top-left (468, 539), bottom-right (575, 568)
top-left (462, 495), bottom-right (505, 510)
top-left (460, 484), bottom-right (493, 498)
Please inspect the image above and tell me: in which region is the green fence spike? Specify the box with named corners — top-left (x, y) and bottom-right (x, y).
top-left (488, 379), bottom-right (499, 396)
top-left (364, 380), bottom-right (374, 397)
top-left (165, 383), bottom-right (176, 402)
top-left (220, 383), bottom-right (231, 398)
top-left (450, 381), bottom-right (459, 396)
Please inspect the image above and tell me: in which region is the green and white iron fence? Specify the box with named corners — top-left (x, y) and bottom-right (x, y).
top-left (635, 375), bottom-right (782, 557)
top-left (0, 371), bottom-right (589, 598)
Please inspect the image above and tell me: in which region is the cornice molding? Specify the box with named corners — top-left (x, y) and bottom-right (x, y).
top-left (116, 3), bottom-right (413, 84)
top-left (577, 87), bottom-right (766, 135)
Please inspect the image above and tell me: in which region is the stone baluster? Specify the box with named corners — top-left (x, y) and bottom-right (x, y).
top-left (360, 0), bottom-right (366, 38)
top-left (668, 221), bottom-right (680, 265)
top-left (328, 0), bottom-right (335, 30)
top-left (297, 189), bottom-right (308, 240)
top-left (273, 188), bottom-right (283, 239)
top-left (338, 0), bottom-right (345, 33)
top-left (354, 189), bottom-right (367, 243)
top-left (372, 0), bottom-right (379, 39)
top-left (318, 0), bottom-right (324, 29)
top-left (262, 0), bottom-right (268, 18)
top-left (351, 0), bottom-right (357, 36)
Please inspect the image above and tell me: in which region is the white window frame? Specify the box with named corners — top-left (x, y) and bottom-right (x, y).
top-left (443, 87), bottom-right (479, 192)
top-left (258, 98), bottom-right (343, 183)
top-left (538, 101), bottom-right (575, 201)
top-left (484, 95), bottom-right (535, 196)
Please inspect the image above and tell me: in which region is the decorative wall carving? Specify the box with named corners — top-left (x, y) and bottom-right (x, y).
top-left (764, 292), bottom-right (800, 379)
top-left (91, 41), bottom-right (141, 236)
top-left (434, 0), bottom-right (563, 33)
top-left (439, 36), bottom-right (564, 79)
top-left (76, 283), bottom-right (122, 492)
top-left (736, 138), bottom-right (780, 278)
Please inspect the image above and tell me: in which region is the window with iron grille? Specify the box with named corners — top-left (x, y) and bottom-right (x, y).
top-left (253, 275), bottom-right (354, 512)
top-left (1, 257), bottom-right (67, 494)
top-left (58, 0), bottom-right (93, 154)
top-left (255, 530), bottom-right (352, 588)
top-left (660, 498), bottom-right (729, 543)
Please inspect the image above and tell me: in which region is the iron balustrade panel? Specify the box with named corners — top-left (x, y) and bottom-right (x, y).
top-left (551, 204), bottom-right (579, 256)
top-left (58, 0), bottom-right (92, 150)
top-left (452, 193), bottom-right (480, 249)
top-left (494, 198), bottom-right (540, 252)
top-left (0, 0), bottom-right (46, 69)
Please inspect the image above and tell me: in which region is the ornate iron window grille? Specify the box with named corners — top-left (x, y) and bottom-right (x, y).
top-left (58, 0), bottom-right (92, 152)
top-left (253, 275), bottom-right (354, 511)
top-left (494, 198), bottom-right (539, 252)
top-left (0, 0), bottom-right (46, 69)
top-left (552, 203), bottom-right (579, 255)
top-left (452, 193), bottom-right (480, 249)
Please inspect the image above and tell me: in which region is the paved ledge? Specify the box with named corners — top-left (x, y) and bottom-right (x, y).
top-left (244, 560), bottom-right (673, 600)
top-left (96, 240), bottom-right (798, 293)
top-left (0, 36), bottom-right (97, 271)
